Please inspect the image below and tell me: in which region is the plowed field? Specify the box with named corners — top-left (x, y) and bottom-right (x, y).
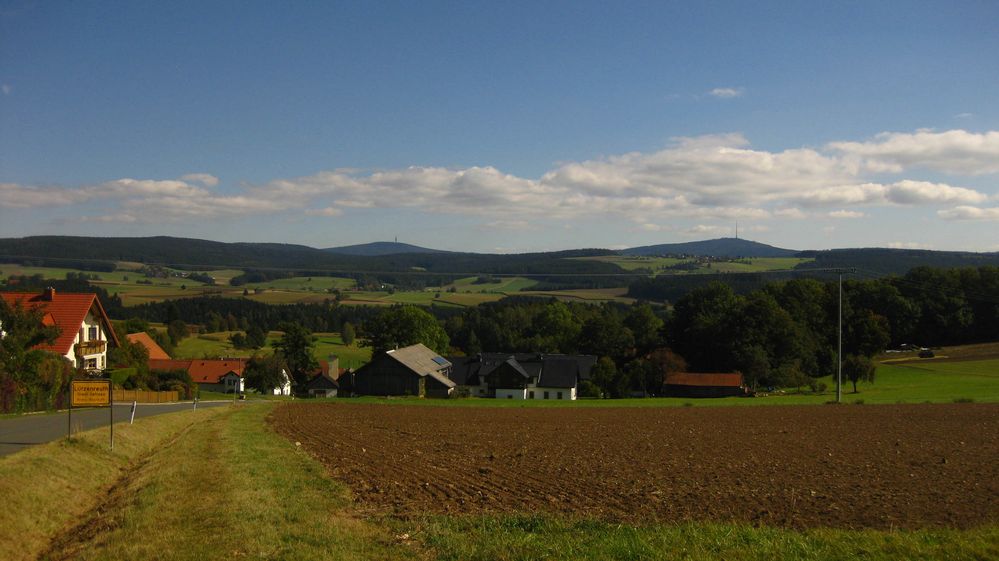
top-left (270, 403), bottom-right (999, 529)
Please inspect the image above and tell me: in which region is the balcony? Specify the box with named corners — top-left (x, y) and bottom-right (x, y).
top-left (75, 340), bottom-right (106, 356)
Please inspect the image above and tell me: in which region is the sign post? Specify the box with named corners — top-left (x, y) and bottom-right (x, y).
top-left (70, 379), bottom-right (113, 450)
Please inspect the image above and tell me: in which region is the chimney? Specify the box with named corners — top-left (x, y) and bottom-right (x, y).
top-left (43, 287), bottom-right (56, 301)
top-left (328, 354), bottom-right (339, 376)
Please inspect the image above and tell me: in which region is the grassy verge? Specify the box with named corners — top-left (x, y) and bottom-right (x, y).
top-left (400, 515), bottom-right (998, 561)
top-left (0, 406), bottom-right (229, 561)
top-left (11, 403), bottom-right (413, 561)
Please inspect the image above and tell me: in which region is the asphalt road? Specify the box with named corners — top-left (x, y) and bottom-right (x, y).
top-left (0, 400), bottom-right (232, 457)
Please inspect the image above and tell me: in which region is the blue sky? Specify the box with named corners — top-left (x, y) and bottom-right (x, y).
top-left (2, 1), bottom-right (998, 253)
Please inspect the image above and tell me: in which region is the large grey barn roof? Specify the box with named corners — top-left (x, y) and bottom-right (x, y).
top-left (387, 344), bottom-right (456, 388)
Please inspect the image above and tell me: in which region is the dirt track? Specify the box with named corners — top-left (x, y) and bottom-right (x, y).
top-left (271, 403), bottom-right (999, 529)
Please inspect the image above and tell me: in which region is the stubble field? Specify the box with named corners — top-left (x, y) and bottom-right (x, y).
top-left (271, 402), bottom-right (999, 530)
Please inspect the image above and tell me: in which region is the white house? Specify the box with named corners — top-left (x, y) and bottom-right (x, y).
top-left (447, 353), bottom-right (596, 400)
top-left (1, 288), bottom-right (119, 373)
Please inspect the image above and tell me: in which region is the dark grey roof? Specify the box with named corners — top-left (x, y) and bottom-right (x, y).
top-left (537, 358), bottom-right (579, 388)
top-left (305, 372), bottom-right (339, 390)
top-left (445, 353), bottom-right (597, 387)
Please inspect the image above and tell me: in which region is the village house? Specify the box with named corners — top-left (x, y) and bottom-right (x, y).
top-left (148, 358), bottom-right (249, 394)
top-left (448, 353), bottom-right (597, 400)
top-left (1, 288), bottom-right (119, 373)
top-left (303, 357), bottom-right (345, 398)
top-left (349, 343), bottom-right (455, 398)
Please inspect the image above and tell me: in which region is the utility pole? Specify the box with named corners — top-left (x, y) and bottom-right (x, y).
top-left (835, 268), bottom-right (856, 404)
top-left (837, 271), bottom-right (843, 403)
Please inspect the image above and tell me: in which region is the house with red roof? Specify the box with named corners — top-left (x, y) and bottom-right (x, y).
top-left (148, 357), bottom-right (248, 394)
top-left (1, 288), bottom-right (119, 373)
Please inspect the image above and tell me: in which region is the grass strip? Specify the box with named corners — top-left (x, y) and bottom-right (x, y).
top-left (39, 403), bottom-right (414, 560)
top-left (0, 406), bottom-right (228, 561)
top-left (401, 514), bottom-right (999, 561)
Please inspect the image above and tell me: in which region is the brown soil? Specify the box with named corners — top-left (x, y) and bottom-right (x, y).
top-left (270, 403), bottom-right (999, 529)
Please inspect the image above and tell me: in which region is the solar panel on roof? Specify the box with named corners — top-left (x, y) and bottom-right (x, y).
top-left (432, 356), bottom-right (449, 366)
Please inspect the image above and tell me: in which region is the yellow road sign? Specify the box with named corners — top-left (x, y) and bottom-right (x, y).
top-left (71, 380), bottom-right (111, 407)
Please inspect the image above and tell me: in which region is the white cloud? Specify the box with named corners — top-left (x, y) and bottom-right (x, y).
top-left (1, 84), bottom-right (10, 95)
top-left (180, 173), bottom-right (220, 187)
top-left (955, 113), bottom-right (973, 119)
top-left (4, 128), bottom-right (998, 226)
top-left (708, 87), bottom-right (744, 98)
top-left (774, 208), bottom-right (807, 219)
top-left (938, 206), bottom-right (999, 221)
top-left (685, 224), bottom-right (727, 236)
top-left (304, 207), bottom-right (343, 217)
top-left (828, 210), bottom-right (865, 219)
top-left (828, 129), bottom-right (999, 175)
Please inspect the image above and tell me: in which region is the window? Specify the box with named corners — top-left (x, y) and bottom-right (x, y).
top-left (557, 391), bottom-right (563, 400)
top-left (507, 395), bottom-right (512, 399)
top-left (544, 391), bottom-right (549, 399)
top-left (89, 326), bottom-right (98, 340)
top-left (85, 358), bottom-right (97, 370)
top-left (529, 391), bottom-right (534, 399)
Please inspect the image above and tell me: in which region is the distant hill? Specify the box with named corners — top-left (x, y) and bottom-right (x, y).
top-left (622, 238), bottom-right (798, 258)
top-left (323, 241), bottom-right (450, 256)
top-left (796, 248), bottom-right (999, 276)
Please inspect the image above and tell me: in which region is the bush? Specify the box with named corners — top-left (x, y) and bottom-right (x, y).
top-left (577, 380), bottom-right (601, 398)
top-left (953, 397), bottom-right (975, 403)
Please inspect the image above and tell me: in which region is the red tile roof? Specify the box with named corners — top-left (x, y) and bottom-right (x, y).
top-left (665, 372), bottom-right (744, 388)
top-left (1, 290), bottom-right (120, 355)
top-left (126, 332), bottom-right (171, 360)
top-left (148, 358), bottom-right (247, 384)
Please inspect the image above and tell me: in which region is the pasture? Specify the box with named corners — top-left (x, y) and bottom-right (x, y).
top-left (172, 330), bottom-right (371, 367)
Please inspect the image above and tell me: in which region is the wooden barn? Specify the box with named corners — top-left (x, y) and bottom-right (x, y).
top-left (351, 344), bottom-right (455, 398)
top-left (663, 372), bottom-right (748, 398)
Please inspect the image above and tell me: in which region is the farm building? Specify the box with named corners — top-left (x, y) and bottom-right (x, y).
top-left (1, 288), bottom-right (119, 373)
top-left (350, 344), bottom-right (455, 398)
top-left (663, 372), bottom-right (748, 398)
top-left (448, 353), bottom-right (597, 400)
top-left (303, 356), bottom-right (349, 398)
top-left (148, 358), bottom-right (248, 394)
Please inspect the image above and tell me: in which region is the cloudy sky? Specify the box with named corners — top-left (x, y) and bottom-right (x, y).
top-left (1, 2), bottom-right (998, 253)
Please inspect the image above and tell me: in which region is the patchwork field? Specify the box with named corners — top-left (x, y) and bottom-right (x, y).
top-left (271, 402), bottom-right (999, 530)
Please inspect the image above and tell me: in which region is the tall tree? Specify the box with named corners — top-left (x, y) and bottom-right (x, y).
top-left (273, 323), bottom-right (318, 391)
top-left (0, 299), bottom-right (60, 413)
top-left (362, 306), bottom-right (450, 355)
top-left (341, 321), bottom-right (356, 346)
top-left (244, 353), bottom-right (288, 394)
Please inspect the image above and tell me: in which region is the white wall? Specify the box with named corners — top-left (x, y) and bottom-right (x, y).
top-left (495, 388), bottom-right (527, 400)
top-left (530, 386), bottom-right (576, 400)
top-left (67, 310), bottom-right (109, 371)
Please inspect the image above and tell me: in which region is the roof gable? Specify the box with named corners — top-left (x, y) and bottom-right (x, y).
top-left (1, 291), bottom-right (119, 355)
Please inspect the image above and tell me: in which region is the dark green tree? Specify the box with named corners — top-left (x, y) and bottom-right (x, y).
top-left (842, 354), bottom-right (876, 393)
top-left (273, 323), bottom-right (319, 391)
top-left (0, 299), bottom-right (61, 413)
top-left (588, 356), bottom-right (617, 398)
top-left (244, 353), bottom-right (288, 394)
top-left (362, 306), bottom-right (450, 355)
top-left (246, 324), bottom-right (267, 349)
top-left (167, 319), bottom-right (189, 346)
top-left (341, 321), bottom-right (356, 346)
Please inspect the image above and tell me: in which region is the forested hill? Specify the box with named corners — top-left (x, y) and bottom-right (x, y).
top-left (0, 236), bottom-right (622, 277)
top-left (622, 238), bottom-right (798, 258)
top-left (324, 241), bottom-right (450, 255)
top-left (796, 248), bottom-right (999, 276)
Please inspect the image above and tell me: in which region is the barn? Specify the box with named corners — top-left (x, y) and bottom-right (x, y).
top-left (663, 372), bottom-right (747, 398)
top-left (351, 344), bottom-right (455, 398)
